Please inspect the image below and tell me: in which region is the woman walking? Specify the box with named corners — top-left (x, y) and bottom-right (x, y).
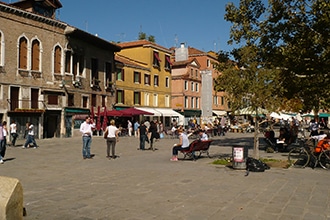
top-left (104, 119), bottom-right (119, 159)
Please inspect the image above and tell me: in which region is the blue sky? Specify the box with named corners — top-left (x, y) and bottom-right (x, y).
top-left (5, 0), bottom-right (251, 52)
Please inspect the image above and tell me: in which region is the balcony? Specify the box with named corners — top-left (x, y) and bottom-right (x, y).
top-left (91, 78), bottom-right (101, 90)
top-left (31, 71), bottom-right (42, 78)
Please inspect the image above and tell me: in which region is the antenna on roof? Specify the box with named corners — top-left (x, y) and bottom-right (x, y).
top-left (174, 34), bottom-right (178, 48)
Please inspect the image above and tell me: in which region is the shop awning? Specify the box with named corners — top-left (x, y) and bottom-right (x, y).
top-left (135, 107), bottom-right (161, 116)
top-left (213, 110), bottom-right (227, 116)
top-left (154, 108), bottom-right (183, 117)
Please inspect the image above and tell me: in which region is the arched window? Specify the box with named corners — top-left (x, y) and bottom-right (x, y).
top-left (65, 50), bottom-right (71, 73)
top-left (31, 39), bottom-right (40, 71)
top-left (54, 45), bottom-right (61, 74)
top-left (19, 37), bottom-right (28, 69)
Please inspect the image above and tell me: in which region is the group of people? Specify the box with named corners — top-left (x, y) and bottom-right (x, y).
top-left (170, 128), bottom-right (209, 161)
top-left (79, 116), bottom-right (210, 162)
top-left (0, 120), bottom-right (38, 164)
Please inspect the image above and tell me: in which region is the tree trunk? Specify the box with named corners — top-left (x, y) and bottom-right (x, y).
top-left (253, 107), bottom-right (260, 159)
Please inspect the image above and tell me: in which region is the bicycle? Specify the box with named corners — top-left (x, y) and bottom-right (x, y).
top-left (288, 138), bottom-right (330, 169)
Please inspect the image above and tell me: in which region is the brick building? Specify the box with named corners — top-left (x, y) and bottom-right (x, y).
top-left (0, 0), bottom-right (120, 139)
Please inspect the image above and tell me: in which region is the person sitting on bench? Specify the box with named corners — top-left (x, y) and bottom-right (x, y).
top-left (170, 128), bottom-right (189, 161)
top-left (199, 130), bottom-right (208, 141)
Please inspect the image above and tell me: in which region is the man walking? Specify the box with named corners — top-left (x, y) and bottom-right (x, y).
top-left (137, 121), bottom-right (148, 150)
top-left (80, 116), bottom-right (95, 159)
top-left (23, 122), bottom-right (38, 149)
top-left (10, 120), bottom-right (18, 147)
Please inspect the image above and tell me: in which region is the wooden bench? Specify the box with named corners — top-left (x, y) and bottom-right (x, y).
top-left (179, 140), bottom-right (213, 160)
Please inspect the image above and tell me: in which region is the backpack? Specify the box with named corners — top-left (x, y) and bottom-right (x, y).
top-left (246, 157), bottom-right (270, 172)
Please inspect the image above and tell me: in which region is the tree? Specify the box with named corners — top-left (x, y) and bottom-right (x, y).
top-left (260, 0), bottom-right (330, 114)
top-left (215, 0), bottom-right (285, 158)
top-left (217, 0), bottom-right (330, 158)
top-left (138, 32), bottom-right (156, 43)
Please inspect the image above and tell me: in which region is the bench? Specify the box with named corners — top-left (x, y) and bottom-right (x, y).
top-left (179, 140), bottom-right (213, 160)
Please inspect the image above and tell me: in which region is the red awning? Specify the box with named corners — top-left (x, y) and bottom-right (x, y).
top-left (119, 107), bottom-right (154, 116)
top-left (100, 110), bottom-right (124, 117)
top-left (154, 52), bottom-right (161, 62)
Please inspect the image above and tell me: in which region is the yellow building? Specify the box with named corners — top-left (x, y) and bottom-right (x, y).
top-left (116, 40), bottom-right (184, 126)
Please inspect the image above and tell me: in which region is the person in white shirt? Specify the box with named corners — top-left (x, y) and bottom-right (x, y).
top-left (10, 120), bottom-right (18, 147)
top-left (0, 121), bottom-right (8, 160)
top-left (23, 122), bottom-right (38, 149)
top-left (170, 128), bottom-right (190, 161)
top-left (80, 116), bottom-right (95, 159)
top-left (127, 120), bottom-right (132, 136)
top-left (104, 119), bottom-right (119, 159)
top-left (199, 130), bottom-right (209, 141)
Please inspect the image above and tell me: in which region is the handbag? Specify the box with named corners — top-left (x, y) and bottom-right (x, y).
top-left (159, 133), bottom-right (164, 139)
top-left (103, 130), bottom-right (108, 139)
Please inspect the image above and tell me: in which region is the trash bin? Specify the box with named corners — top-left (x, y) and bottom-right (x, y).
top-left (232, 145), bottom-right (248, 170)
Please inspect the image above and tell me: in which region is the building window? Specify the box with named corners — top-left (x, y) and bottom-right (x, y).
top-left (190, 69), bottom-right (193, 77)
top-left (48, 94), bottom-right (58, 105)
top-left (91, 94), bottom-right (97, 107)
top-left (19, 37), bottom-right (28, 69)
top-left (134, 91), bottom-right (141, 105)
top-left (116, 68), bottom-right (124, 81)
top-left (153, 94), bottom-right (158, 107)
top-left (134, 71), bottom-right (141, 83)
top-left (165, 95), bottom-right (170, 107)
top-left (196, 83), bottom-right (199, 92)
top-left (221, 96), bottom-right (225, 106)
top-left (191, 82), bottom-right (194, 91)
top-left (154, 75), bottom-right (159, 87)
top-left (73, 54), bottom-right (78, 77)
top-left (165, 55), bottom-right (171, 70)
top-left (65, 50), bottom-right (72, 73)
top-left (184, 96), bottom-right (188, 108)
top-left (101, 95), bottom-right (106, 107)
top-left (105, 62), bottom-right (112, 87)
top-left (91, 58), bottom-right (99, 81)
top-left (79, 55), bottom-right (85, 76)
top-left (153, 51), bottom-right (161, 67)
top-left (144, 93), bottom-right (150, 106)
top-left (116, 90), bottom-right (124, 104)
top-left (195, 70), bottom-right (198, 78)
top-left (144, 74), bottom-right (150, 85)
top-left (196, 97), bottom-right (199, 108)
top-left (31, 39), bottom-right (40, 71)
top-left (213, 95), bottom-right (218, 105)
top-left (191, 97), bottom-right (194, 108)
top-left (207, 59), bottom-right (210, 67)
top-left (31, 88), bottom-right (39, 108)
top-left (82, 96), bottom-right (88, 108)
top-left (68, 93), bottom-right (74, 107)
top-left (165, 77), bottom-right (169, 88)
top-left (54, 45), bottom-right (61, 74)
top-left (184, 81), bottom-right (188, 90)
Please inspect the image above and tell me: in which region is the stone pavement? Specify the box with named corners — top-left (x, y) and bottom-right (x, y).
top-left (1, 132), bottom-right (330, 220)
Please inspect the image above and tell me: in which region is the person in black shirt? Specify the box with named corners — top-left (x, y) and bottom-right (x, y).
top-left (137, 121), bottom-right (148, 150)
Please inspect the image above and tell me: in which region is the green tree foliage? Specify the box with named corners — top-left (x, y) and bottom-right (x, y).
top-left (138, 32), bottom-right (156, 43)
top-left (217, 0), bottom-right (330, 158)
top-left (260, 0), bottom-right (330, 113)
top-left (138, 32), bottom-right (147, 40)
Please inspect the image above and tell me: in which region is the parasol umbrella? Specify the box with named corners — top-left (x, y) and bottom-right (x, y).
top-left (102, 106), bottom-right (108, 131)
top-left (96, 106), bottom-right (101, 131)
